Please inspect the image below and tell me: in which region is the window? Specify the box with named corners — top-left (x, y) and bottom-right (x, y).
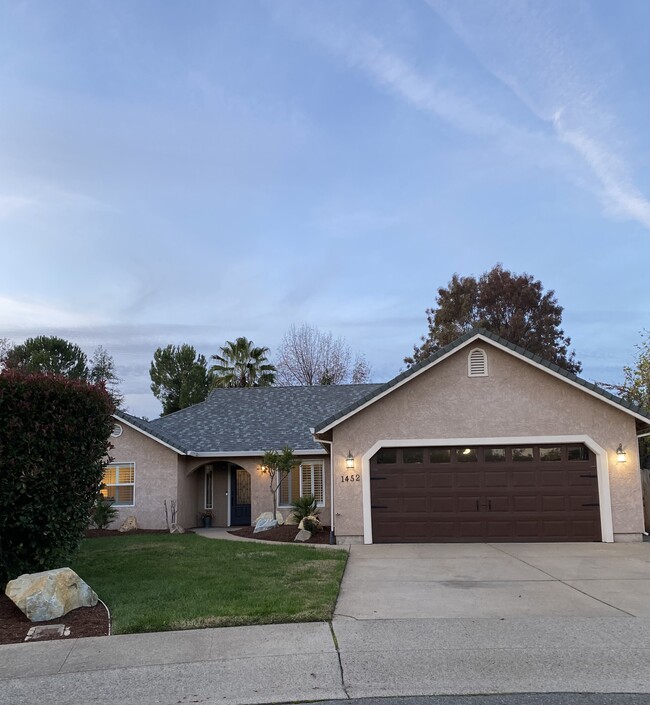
top-left (568, 446), bottom-right (589, 461)
top-left (512, 447), bottom-right (534, 462)
top-left (540, 447), bottom-right (562, 461)
top-left (457, 448), bottom-right (478, 462)
top-left (429, 448), bottom-right (451, 463)
top-left (403, 448), bottom-right (424, 464)
top-left (468, 348), bottom-right (488, 377)
top-left (279, 461), bottom-right (325, 507)
top-left (205, 466), bottom-right (213, 509)
top-left (485, 448), bottom-right (506, 462)
top-left (101, 463), bottom-right (135, 506)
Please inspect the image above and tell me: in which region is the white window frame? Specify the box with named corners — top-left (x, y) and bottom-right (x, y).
top-left (278, 460), bottom-right (325, 508)
top-left (101, 462), bottom-right (135, 507)
top-left (204, 465), bottom-right (213, 510)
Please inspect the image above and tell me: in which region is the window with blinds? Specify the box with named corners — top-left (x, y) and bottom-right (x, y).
top-left (467, 347), bottom-right (488, 377)
top-left (279, 461), bottom-right (325, 507)
top-left (101, 462), bottom-right (135, 506)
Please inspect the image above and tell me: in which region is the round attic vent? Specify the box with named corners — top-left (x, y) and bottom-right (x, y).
top-left (111, 424), bottom-right (123, 438)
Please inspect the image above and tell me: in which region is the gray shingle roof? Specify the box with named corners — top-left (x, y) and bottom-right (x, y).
top-left (118, 384), bottom-right (382, 455)
top-left (313, 328), bottom-right (650, 432)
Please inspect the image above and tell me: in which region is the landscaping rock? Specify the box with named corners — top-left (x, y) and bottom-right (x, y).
top-left (294, 529), bottom-right (312, 542)
top-left (170, 523), bottom-right (185, 534)
top-left (118, 516), bottom-right (138, 533)
top-left (298, 515), bottom-right (321, 531)
top-left (5, 567), bottom-right (98, 622)
top-left (284, 514), bottom-right (299, 526)
top-left (254, 511), bottom-right (284, 526)
top-left (254, 518), bottom-right (278, 533)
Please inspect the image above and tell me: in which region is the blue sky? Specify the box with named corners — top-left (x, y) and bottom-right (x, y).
top-left (1, 0), bottom-right (648, 418)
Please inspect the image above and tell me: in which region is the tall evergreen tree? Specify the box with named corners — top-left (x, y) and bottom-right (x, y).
top-left (149, 344), bottom-right (210, 415)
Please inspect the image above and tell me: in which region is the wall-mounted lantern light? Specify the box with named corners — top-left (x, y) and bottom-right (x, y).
top-left (616, 444), bottom-right (627, 463)
top-left (345, 451), bottom-right (355, 470)
top-left (259, 465), bottom-right (268, 475)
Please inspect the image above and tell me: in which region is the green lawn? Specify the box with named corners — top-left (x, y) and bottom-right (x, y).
top-left (70, 533), bottom-right (348, 634)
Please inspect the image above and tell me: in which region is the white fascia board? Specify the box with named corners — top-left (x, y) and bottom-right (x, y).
top-left (315, 333), bottom-right (650, 434)
top-left (113, 414), bottom-right (186, 455)
top-left (187, 448), bottom-right (328, 457)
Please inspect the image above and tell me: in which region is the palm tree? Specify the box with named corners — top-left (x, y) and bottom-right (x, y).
top-left (210, 337), bottom-right (276, 388)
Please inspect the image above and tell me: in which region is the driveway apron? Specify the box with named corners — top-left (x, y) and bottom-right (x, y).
top-left (334, 542), bottom-right (650, 619)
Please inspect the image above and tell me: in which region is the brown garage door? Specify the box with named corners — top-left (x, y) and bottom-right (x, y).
top-left (370, 444), bottom-right (601, 543)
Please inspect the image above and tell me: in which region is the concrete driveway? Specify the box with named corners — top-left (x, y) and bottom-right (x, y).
top-left (334, 541), bottom-right (650, 619)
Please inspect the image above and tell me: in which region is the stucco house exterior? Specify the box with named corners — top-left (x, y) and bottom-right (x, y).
top-left (106, 330), bottom-right (650, 544)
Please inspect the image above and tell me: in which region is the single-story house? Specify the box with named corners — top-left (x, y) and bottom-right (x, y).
top-left (107, 329), bottom-right (650, 543)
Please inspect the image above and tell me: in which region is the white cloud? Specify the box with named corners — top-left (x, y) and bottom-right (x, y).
top-left (427, 0), bottom-right (650, 230)
top-left (0, 195), bottom-right (36, 221)
top-left (0, 296), bottom-right (105, 330)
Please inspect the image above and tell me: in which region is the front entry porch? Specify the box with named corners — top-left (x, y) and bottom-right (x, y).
top-left (202, 461), bottom-right (251, 527)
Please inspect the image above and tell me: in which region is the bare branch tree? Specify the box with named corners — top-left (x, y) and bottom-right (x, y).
top-left (275, 324), bottom-right (371, 386)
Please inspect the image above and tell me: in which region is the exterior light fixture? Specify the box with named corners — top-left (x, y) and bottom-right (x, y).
top-left (462, 448), bottom-right (472, 455)
top-left (616, 444), bottom-right (627, 463)
top-left (345, 451), bottom-right (355, 470)
top-left (260, 465), bottom-right (268, 475)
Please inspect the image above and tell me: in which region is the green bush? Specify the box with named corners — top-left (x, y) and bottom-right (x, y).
top-left (290, 494), bottom-right (321, 523)
top-left (0, 371), bottom-right (114, 584)
top-left (90, 495), bottom-right (119, 529)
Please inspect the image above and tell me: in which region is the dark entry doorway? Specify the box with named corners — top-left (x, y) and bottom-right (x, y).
top-left (230, 466), bottom-right (251, 526)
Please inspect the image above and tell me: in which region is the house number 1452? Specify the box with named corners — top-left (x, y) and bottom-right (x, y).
top-left (341, 474), bottom-right (360, 482)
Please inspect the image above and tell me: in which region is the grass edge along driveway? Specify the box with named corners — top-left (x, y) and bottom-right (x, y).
top-left (71, 533), bottom-right (348, 634)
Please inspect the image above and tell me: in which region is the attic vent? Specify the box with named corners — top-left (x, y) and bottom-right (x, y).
top-left (468, 348), bottom-right (488, 377)
top-left (111, 424), bottom-right (123, 438)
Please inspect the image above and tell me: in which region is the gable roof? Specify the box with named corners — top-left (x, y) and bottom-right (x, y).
top-left (116, 384), bottom-right (383, 456)
top-left (313, 328), bottom-right (650, 434)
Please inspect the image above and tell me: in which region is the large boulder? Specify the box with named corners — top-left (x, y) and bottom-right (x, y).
top-left (254, 511), bottom-right (284, 526)
top-left (298, 515), bottom-right (322, 532)
top-left (254, 518), bottom-right (278, 533)
top-left (284, 513), bottom-right (299, 526)
top-left (118, 516), bottom-right (137, 533)
top-left (294, 529), bottom-right (311, 542)
top-left (5, 567), bottom-right (98, 622)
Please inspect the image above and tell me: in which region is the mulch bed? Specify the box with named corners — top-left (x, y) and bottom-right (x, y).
top-left (0, 529), bottom-right (169, 646)
top-left (228, 524), bottom-right (333, 544)
top-left (0, 593), bottom-right (110, 645)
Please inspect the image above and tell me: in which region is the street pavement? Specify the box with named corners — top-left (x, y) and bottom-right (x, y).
top-left (2, 541), bottom-right (650, 705)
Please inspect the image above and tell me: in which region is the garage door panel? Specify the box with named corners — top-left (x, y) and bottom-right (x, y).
top-left (370, 443), bottom-right (600, 543)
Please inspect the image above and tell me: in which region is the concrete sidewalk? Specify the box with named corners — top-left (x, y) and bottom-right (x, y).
top-left (3, 615), bottom-right (650, 705)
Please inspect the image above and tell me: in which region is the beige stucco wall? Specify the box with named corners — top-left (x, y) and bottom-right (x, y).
top-left (108, 423), bottom-right (179, 530)
top-left (331, 342), bottom-right (645, 543)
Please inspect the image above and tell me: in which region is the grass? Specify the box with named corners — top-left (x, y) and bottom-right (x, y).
top-left (70, 533), bottom-right (348, 635)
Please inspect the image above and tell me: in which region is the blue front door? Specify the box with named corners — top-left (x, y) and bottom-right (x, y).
top-left (230, 466), bottom-right (251, 526)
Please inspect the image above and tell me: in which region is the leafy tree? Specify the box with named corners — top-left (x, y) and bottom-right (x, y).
top-left (406, 264), bottom-right (581, 373)
top-left (275, 324), bottom-right (371, 386)
top-left (149, 344), bottom-right (210, 415)
top-left (0, 371), bottom-right (114, 583)
top-left (211, 336), bottom-right (276, 388)
top-left (4, 335), bottom-right (89, 379)
top-left (89, 345), bottom-right (124, 408)
top-left (262, 446), bottom-right (298, 522)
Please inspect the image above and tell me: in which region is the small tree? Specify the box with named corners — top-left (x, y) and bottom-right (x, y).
top-left (0, 371), bottom-right (114, 584)
top-left (262, 446), bottom-right (298, 522)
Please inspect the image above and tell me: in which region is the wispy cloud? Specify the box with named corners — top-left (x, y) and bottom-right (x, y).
top-left (427, 0), bottom-right (650, 229)
top-left (0, 296), bottom-right (106, 330)
top-left (0, 194), bottom-right (37, 221)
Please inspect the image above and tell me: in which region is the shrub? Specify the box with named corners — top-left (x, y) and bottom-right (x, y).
top-left (290, 494), bottom-right (321, 524)
top-left (90, 495), bottom-right (118, 529)
top-left (0, 371), bottom-right (114, 584)
top-left (301, 515), bottom-right (322, 533)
